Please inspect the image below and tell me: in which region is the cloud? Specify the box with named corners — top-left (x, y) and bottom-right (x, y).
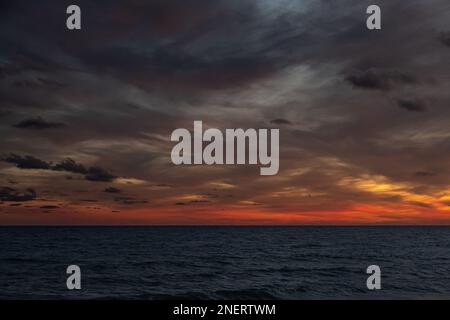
top-left (189, 200), bottom-right (211, 204)
top-left (104, 187), bottom-right (121, 193)
top-left (2, 154), bottom-right (51, 169)
top-left (52, 159), bottom-right (115, 182)
top-left (13, 117), bottom-right (65, 129)
top-left (85, 167), bottom-right (116, 182)
top-left (408, 201), bottom-right (434, 209)
top-left (415, 171), bottom-right (436, 177)
top-left (2, 154), bottom-right (116, 182)
top-left (439, 32), bottom-right (450, 47)
top-left (345, 69), bottom-right (416, 91)
top-left (114, 196), bottom-right (148, 205)
top-left (39, 205), bottom-right (59, 209)
top-left (270, 118), bottom-right (292, 125)
top-left (397, 99), bottom-right (427, 112)
top-left (52, 158), bottom-right (87, 174)
top-left (0, 187), bottom-right (36, 202)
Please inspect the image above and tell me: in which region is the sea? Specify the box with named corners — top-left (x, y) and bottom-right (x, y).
top-left (1, 226), bottom-right (450, 299)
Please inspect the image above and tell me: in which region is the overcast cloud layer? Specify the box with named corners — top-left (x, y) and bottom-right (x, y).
top-left (1, 0), bottom-right (450, 224)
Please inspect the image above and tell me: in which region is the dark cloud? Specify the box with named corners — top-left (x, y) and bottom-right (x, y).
top-left (52, 159), bottom-right (115, 182)
top-left (114, 196), bottom-right (148, 205)
top-left (408, 201), bottom-right (434, 209)
top-left (52, 158), bottom-right (87, 174)
top-left (190, 200), bottom-right (211, 204)
top-left (397, 99), bottom-right (427, 112)
top-left (104, 187), bottom-right (121, 193)
top-left (174, 200), bottom-right (212, 206)
top-left (439, 32), bottom-right (450, 47)
top-left (79, 45), bottom-right (276, 91)
top-left (2, 154), bottom-right (116, 183)
top-left (0, 187), bottom-right (36, 202)
top-left (0, 0), bottom-right (320, 93)
top-left (39, 205), bottom-right (59, 209)
top-left (85, 167), bottom-right (116, 182)
top-left (415, 171), bottom-right (436, 177)
top-left (13, 117), bottom-right (65, 129)
top-left (270, 118), bottom-right (292, 125)
top-left (345, 69), bottom-right (416, 91)
top-left (2, 154), bottom-right (51, 169)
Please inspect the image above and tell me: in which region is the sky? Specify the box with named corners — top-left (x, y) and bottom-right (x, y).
top-left (1, 0), bottom-right (450, 225)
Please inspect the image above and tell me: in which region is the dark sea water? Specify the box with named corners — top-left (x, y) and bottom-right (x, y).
top-left (1, 226), bottom-right (450, 300)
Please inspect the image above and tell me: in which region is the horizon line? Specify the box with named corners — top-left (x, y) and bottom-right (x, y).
top-left (2, 224), bottom-right (450, 227)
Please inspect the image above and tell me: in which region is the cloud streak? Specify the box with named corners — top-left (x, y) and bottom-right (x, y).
top-left (13, 117), bottom-right (65, 129)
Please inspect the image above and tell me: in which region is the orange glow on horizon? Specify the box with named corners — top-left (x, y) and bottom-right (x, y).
top-left (2, 201), bottom-right (450, 225)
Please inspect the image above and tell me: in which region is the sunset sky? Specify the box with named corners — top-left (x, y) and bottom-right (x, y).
top-left (1, 0), bottom-right (450, 225)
